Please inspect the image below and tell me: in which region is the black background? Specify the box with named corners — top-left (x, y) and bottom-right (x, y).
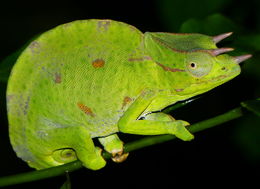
top-left (0, 0), bottom-right (259, 188)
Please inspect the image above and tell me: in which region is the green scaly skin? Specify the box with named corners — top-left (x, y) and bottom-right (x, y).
top-left (7, 19), bottom-right (243, 170)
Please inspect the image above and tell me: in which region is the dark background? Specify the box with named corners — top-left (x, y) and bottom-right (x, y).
top-left (0, 0), bottom-right (259, 188)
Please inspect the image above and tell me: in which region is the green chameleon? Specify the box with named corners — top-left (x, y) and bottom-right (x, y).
top-left (6, 19), bottom-right (251, 170)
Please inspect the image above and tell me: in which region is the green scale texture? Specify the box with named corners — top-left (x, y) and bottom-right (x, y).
top-left (6, 19), bottom-right (244, 170)
top-left (7, 20), bottom-right (157, 167)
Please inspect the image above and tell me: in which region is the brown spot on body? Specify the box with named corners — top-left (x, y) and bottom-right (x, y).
top-left (156, 62), bottom-right (185, 72)
top-left (128, 56), bottom-right (152, 62)
top-left (97, 20), bottom-right (111, 31)
top-left (23, 96), bottom-right (31, 115)
top-left (122, 96), bottom-right (132, 109)
top-left (54, 73), bottom-right (62, 83)
top-left (92, 59), bottom-right (105, 68)
top-left (77, 103), bottom-right (95, 117)
top-left (29, 41), bottom-right (41, 54)
top-left (6, 95), bottom-right (14, 103)
top-left (62, 22), bottom-right (72, 28)
top-left (175, 88), bottom-right (184, 92)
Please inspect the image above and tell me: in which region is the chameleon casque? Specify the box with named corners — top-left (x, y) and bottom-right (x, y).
top-left (6, 19), bottom-right (251, 170)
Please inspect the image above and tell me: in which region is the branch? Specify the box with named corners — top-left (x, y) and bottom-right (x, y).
top-left (0, 107), bottom-right (243, 187)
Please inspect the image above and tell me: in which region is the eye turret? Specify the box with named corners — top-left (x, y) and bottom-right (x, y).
top-left (186, 53), bottom-right (213, 78)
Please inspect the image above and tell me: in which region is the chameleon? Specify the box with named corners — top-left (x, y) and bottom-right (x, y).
top-left (6, 19), bottom-right (251, 170)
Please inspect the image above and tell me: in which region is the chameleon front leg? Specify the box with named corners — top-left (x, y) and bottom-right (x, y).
top-left (39, 126), bottom-right (106, 170)
top-left (144, 112), bottom-right (176, 122)
top-left (118, 91), bottom-right (194, 141)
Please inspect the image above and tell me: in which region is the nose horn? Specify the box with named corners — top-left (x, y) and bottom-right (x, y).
top-left (233, 54), bottom-right (252, 64)
top-left (213, 32), bottom-right (233, 43)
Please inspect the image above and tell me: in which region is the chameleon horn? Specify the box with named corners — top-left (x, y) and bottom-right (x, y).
top-left (213, 32), bottom-right (233, 43)
top-left (208, 47), bottom-right (234, 56)
top-left (233, 54), bottom-right (252, 64)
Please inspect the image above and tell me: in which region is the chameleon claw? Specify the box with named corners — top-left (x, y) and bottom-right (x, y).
top-left (233, 54), bottom-right (252, 64)
top-left (212, 32), bottom-right (233, 43)
top-left (111, 149), bottom-right (129, 163)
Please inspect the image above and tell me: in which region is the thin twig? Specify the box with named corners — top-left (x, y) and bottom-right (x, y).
top-left (0, 107), bottom-right (243, 187)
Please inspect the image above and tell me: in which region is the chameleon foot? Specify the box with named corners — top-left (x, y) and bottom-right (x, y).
top-left (111, 149), bottom-right (129, 163)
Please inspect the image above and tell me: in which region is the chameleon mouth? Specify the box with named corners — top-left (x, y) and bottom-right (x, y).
top-left (209, 53), bottom-right (251, 85)
top-left (210, 64), bottom-right (241, 85)
top-left (190, 63), bottom-right (240, 89)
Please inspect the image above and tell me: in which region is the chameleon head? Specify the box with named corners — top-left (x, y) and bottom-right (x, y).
top-left (144, 32), bottom-right (252, 95)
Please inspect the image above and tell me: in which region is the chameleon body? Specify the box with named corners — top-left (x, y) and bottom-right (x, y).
top-left (6, 19), bottom-right (251, 170)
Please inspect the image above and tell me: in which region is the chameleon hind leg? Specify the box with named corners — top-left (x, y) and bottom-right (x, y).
top-left (98, 134), bottom-right (129, 163)
top-left (35, 126), bottom-right (106, 170)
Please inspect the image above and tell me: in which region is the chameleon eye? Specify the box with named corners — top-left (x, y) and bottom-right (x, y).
top-left (189, 62), bottom-right (197, 69)
top-left (186, 55), bottom-right (213, 78)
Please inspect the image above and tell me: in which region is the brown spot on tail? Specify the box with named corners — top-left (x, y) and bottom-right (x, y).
top-left (121, 96), bottom-right (132, 109)
top-left (156, 62), bottom-right (185, 72)
top-left (92, 59), bottom-right (105, 68)
top-left (77, 103), bottom-right (95, 117)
